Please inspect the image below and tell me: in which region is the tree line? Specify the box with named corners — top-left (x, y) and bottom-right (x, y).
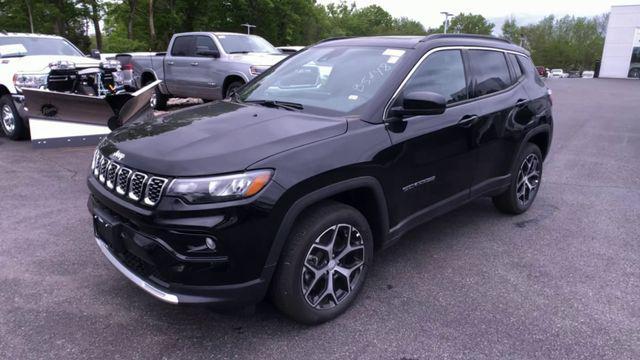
top-left (0, 0), bottom-right (607, 70)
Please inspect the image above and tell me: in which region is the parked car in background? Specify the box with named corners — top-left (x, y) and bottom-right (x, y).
top-left (0, 32), bottom-right (120, 140)
top-left (277, 46), bottom-right (304, 55)
top-left (567, 70), bottom-right (581, 78)
top-left (548, 69), bottom-right (567, 78)
top-left (582, 70), bottom-right (595, 78)
top-left (535, 66), bottom-right (548, 77)
top-left (88, 34), bottom-right (553, 324)
top-left (122, 32), bottom-right (286, 110)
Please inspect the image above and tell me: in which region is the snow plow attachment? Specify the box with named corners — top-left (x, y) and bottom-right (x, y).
top-left (22, 80), bottom-right (161, 148)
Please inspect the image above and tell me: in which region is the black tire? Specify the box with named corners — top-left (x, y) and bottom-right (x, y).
top-left (0, 94), bottom-right (28, 140)
top-left (270, 201), bottom-right (373, 324)
top-left (224, 81), bottom-right (244, 98)
top-left (148, 83), bottom-right (168, 110)
top-left (628, 68), bottom-right (640, 79)
top-left (493, 143), bottom-right (543, 214)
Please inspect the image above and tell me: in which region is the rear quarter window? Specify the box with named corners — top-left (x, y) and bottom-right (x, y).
top-left (468, 50), bottom-right (511, 97)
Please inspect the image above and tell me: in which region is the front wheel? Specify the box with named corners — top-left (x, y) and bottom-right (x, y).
top-left (493, 143), bottom-right (543, 214)
top-left (0, 95), bottom-right (28, 140)
top-left (629, 68), bottom-right (640, 79)
top-left (148, 84), bottom-right (168, 111)
top-left (224, 81), bottom-right (244, 98)
top-left (271, 201), bottom-right (373, 324)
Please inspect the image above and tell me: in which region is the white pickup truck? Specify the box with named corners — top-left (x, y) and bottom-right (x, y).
top-left (0, 32), bottom-right (126, 140)
top-left (121, 32), bottom-right (286, 110)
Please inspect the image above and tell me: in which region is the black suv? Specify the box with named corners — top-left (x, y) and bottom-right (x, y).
top-left (88, 34), bottom-right (552, 324)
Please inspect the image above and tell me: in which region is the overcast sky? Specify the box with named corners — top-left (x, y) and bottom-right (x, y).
top-left (317, 0), bottom-right (634, 33)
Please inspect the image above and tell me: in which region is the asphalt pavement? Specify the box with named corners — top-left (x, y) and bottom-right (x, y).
top-left (0, 78), bottom-right (639, 359)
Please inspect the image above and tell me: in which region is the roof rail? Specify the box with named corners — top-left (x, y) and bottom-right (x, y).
top-left (316, 36), bottom-right (354, 44)
top-left (420, 33), bottom-right (512, 44)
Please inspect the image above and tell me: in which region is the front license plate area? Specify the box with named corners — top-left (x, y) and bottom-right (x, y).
top-left (93, 215), bottom-right (124, 252)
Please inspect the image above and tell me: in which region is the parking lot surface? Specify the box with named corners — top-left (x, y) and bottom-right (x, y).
top-left (1, 79), bottom-right (639, 359)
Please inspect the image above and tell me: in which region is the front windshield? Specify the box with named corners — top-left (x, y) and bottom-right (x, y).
top-left (0, 37), bottom-right (83, 57)
top-left (237, 46), bottom-right (407, 115)
top-left (217, 34), bottom-right (279, 54)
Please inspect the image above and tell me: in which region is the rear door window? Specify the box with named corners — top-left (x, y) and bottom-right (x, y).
top-left (171, 36), bottom-right (195, 57)
top-left (468, 50), bottom-right (511, 97)
top-left (508, 53), bottom-right (523, 81)
top-left (402, 50), bottom-right (468, 104)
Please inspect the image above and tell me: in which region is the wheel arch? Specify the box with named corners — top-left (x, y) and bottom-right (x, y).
top-left (262, 176), bottom-right (390, 283)
top-left (222, 75), bottom-right (245, 98)
top-left (0, 85), bottom-right (10, 96)
top-left (521, 124), bottom-right (551, 160)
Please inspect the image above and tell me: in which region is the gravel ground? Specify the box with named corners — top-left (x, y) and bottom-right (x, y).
top-left (0, 78), bottom-right (639, 359)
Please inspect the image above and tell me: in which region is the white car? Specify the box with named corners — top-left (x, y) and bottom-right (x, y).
top-left (548, 69), bottom-right (567, 78)
top-left (0, 32), bottom-right (104, 139)
top-left (582, 70), bottom-right (595, 78)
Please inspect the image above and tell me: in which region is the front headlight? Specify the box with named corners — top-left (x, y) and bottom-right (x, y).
top-left (167, 170), bottom-right (273, 204)
top-left (13, 72), bottom-right (48, 91)
top-left (250, 65), bottom-right (270, 76)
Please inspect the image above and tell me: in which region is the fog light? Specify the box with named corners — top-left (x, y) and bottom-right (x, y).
top-left (205, 237), bottom-right (217, 251)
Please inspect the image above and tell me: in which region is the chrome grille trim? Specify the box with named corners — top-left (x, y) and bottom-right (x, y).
top-left (106, 163), bottom-right (120, 189)
top-left (92, 152), bottom-right (167, 207)
top-left (128, 172), bottom-right (148, 201)
top-left (98, 157), bottom-right (110, 183)
top-left (143, 177), bottom-right (168, 206)
top-left (115, 168), bottom-right (132, 195)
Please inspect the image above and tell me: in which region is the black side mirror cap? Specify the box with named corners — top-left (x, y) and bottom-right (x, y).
top-left (389, 91), bottom-right (447, 119)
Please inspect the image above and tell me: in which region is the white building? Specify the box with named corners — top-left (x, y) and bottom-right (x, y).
top-left (600, 5), bottom-right (640, 78)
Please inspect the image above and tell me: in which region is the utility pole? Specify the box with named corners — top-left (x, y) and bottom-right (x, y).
top-left (241, 23), bottom-right (256, 35)
top-left (440, 12), bottom-right (453, 34)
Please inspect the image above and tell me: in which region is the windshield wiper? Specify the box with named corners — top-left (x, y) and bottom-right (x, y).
top-left (228, 51), bottom-right (251, 54)
top-left (245, 100), bottom-right (304, 111)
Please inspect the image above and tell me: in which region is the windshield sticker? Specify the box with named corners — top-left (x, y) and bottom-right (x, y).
top-left (387, 56), bottom-right (400, 64)
top-left (348, 95), bottom-right (359, 101)
top-left (0, 44), bottom-right (28, 56)
top-left (383, 49), bottom-right (405, 57)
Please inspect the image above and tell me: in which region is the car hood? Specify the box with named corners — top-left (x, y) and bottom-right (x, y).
top-left (227, 52), bottom-right (286, 66)
top-left (12, 55), bottom-right (101, 73)
top-left (102, 101), bottom-right (347, 176)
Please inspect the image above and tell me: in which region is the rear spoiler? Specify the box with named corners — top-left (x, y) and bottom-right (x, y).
top-left (22, 80), bottom-right (161, 148)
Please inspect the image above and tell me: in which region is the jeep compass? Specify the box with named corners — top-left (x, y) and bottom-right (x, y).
top-left (88, 34), bottom-right (553, 324)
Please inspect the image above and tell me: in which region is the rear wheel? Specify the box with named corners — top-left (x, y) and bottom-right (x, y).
top-left (1, 94), bottom-right (27, 140)
top-left (629, 68), bottom-right (640, 79)
top-left (147, 81), bottom-right (168, 110)
top-left (493, 143), bottom-right (543, 214)
top-left (271, 201), bottom-right (373, 324)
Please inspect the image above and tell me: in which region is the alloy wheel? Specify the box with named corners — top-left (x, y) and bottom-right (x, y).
top-left (301, 224), bottom-right (365, 309)
top-left (516, 153), bottom-right (541, 207)
top-left (2, 104), bottom-right (15, 133)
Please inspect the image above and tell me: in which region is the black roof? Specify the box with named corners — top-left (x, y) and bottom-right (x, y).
top-left (316, 34), bottom-right (529, 55)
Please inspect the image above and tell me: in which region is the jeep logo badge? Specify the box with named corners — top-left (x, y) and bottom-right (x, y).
top-left (111, 150), bottom-right (125, 161)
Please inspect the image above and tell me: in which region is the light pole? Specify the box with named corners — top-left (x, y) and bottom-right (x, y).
top-left (440, 12), bottom-right (453, 34)
top-left (241, 23), bottom-right (256, 35)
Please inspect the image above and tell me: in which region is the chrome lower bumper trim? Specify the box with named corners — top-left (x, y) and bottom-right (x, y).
top-left (95, 237), bottom-right (179, 304)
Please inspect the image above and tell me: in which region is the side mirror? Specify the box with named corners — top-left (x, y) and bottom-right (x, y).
top-left (196, 48), bottom-right (220, 58)
top-left (90, 49), bottom-right (101, 60)
top-left (389, 91), bottom-right (447, 119)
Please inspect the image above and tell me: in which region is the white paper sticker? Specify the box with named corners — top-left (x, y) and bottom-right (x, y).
top-left (383, 49), bottom-right (405, 57)
top-left (348, 95), bottom-right (359, 101)
top-left (0, 44), bottom-right (27, 56)
top-left (387, 56), bottom-right (399, 64)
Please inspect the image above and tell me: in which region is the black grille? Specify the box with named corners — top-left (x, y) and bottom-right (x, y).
top-left (128, 173), bottom-right (147, 201)
top-left (116, 168), bottom-right (131, 195)
top-left (106, 163), bottom-right (120, 189)
top-left (143, 177), bottom-right (168, 206)
top-left (92, 152), bottom-right (167, 207)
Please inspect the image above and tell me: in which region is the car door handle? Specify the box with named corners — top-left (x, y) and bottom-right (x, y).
top-left (190, 62), bottom-right (199, 66)
top-left (515, 98), bottom-right (528, 107)
top-left (458, 115), bottom-right (478, 128)
top-left (167, 61), bottom-right (174, 65)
